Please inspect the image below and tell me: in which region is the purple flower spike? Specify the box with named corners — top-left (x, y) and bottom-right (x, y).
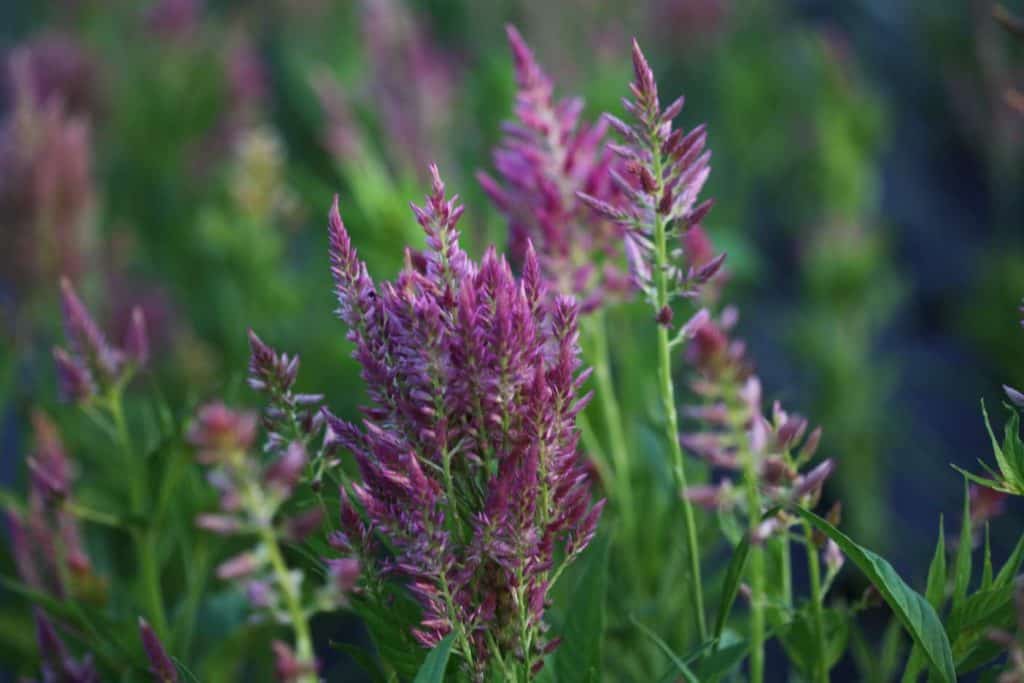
top-left (139, 618), bottom-right (179, 683)
top-left (580, 39), bottom-right (721, 312)
top-left (33, 609), bottom-right (100, 683)
top-left (124, 306), bottom-right (149, 366)
top-left (327, 166), bottom-right (602, 675)
top-left (478, 26), bottom-right (631, 311)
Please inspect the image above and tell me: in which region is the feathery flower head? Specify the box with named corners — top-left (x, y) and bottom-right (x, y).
top-left (681, 308), bottom-right (831, 542)
top-left (31, 609), bottom-right (100, 683)
top-left (1, 48), bottom-right (95, 304)
top-left (578, 39), bottom-right (720, 316)
top-left (327, 164), bottom-right (602, 676)
top-left (7, 413), bottom-right (98, 600)
top-left (52, 278), bottom-right (151, 403)
top-left (479, 26), bottom-right (631, 311)
top-left (139, 617), bottom-right (179, 683)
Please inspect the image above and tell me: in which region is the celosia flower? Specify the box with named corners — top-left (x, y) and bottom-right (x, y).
top-left (52, 278), bottom-right (149, 403)
top-left (325, 164), bottom-right (602, 677)
top-left (247, 330), bottom-right (326, 461)
top-left (681, 308), bottom-right (832, 540)
top-left (361, 0), bottom-right (456, 172)
top-left (190, 351), bottom-right (346, 679)
top-left (7, 412), bottom-right (96, 600)
top-left (578, 40), bottom-right (721, 316)
top-left (0, 48), bottom-right (95, 306)
top-left (3, 33), bottom-right (98, 118)
top-left (478, 27), bottom-right (631, 311)
top-left (139, 617), bottom-right (179, 683)
top-left (30, 609), bottom-right (100, 683)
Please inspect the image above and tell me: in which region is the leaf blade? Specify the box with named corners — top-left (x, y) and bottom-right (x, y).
top-left (792, 507), bottom-right (957, 683)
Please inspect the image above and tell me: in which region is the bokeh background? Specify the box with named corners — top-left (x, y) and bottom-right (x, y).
top-left (1, 0), bottom-right (1022, 679)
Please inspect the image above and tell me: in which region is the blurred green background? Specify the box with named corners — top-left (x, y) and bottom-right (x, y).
top-left (1, 0), bottom-right (1023, 679)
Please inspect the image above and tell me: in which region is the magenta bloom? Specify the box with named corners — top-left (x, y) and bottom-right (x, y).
top-left (479, 27), bottom-right (631, 311)
top-left (326, 165), bottom-right (602, 676)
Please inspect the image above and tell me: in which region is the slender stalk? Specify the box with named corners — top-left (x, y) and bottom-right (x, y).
top-left (651, 145), bottom-right (707, 639)
top-left (260, 523), bottom-right (316, 683)
top-left (742, 463), bottom-right (765, 683)
top-left (577, 411), bottom-right (613, 488)
top-left (109, 392), bottom-right (169, 642)
top-left (583, 310), bottom-right (634, 535)
top-left (804, 521), bottom-right (830, 683)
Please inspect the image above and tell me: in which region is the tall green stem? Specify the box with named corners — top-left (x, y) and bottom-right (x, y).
top-left (260, 524), bottom-right (316, 683)
top-left (804, 522), bottom-right (830, 683)
top-left (109, 392), bottom-right (169, 642)
top-left (651, 172), bottom-right (707, 640)
top-left (583, 310), bottom-right (634, 535)
top-left (738, 432), bottom-right (765, 683)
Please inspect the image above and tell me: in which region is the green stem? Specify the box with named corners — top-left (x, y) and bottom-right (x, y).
top-left (804, 522), bottom-right (830, 683)
top-left (740, 445), bottom-right (765, 683)
top-left (584, 311), bottom-right (634, 535)
top-left (652, 192), bottom-right (707, 642)
top-left (109, 392), bottom-right (169, 642)
top-left (260, 524), bottom-right (316, 683)
top-left (577, 411), bottom-right (613, 488)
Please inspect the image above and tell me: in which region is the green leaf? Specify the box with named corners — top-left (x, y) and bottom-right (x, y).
top-left (778, 607), bottom-right (849, 676)
top-left (713, 534), bottom-right (750, 643)
top-left (553, 533), bottom-right (610, 683)
top-left (792, 506), bottom-right (957, 683)
top-left (412, 634), bottom-right (455, 683)
top-left (925, 516), bottom-right (948, 610)
top-left (952, 480), bottom-right (972, 611)
top-left (981, 525), bottom-right (994, 589)
top-left (995, 530), bottom-right (1024, 588)
top-left (630, 615), bottom-right (698, 683)
top-left (332, 642), bottom-right (388, 683)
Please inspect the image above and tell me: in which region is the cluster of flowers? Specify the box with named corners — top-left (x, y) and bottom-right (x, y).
top-left (325, 165), bottom-right (602, 677)
top-left (52, 277), bottom-right (148, 404)
top-left (1, 38), bottom-right (96, 310)
top-left (578, 40), bottom-right (722, 318)
top-left (311, 0), bottom-right (456, 176)
top-left (189, 331), bottom-right (354, 680)
top-left (7, 411), bottom-right (97, 602)
top-left (681, 308), bottom-right (837, 550)
top-left (478, 27), bottom-right (632, 311)
top-left (27, 609), bottom-right (179, 682)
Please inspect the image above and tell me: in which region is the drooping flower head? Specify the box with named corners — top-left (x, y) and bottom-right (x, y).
top-left (326, 164), bottom-right (602, 677)
top-left (479, 26), bottom-right (631, 311)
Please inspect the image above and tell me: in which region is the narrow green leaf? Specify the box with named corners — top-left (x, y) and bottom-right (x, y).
top-left (949, 465), bottom-right (1013, 494)
top-left (332, 642), bottom-right (388, 683)
top-left (981, 401), bottom-right (1020, 488)
top-left (553, 533), bottom-right (610, 683)
top-left (925, 516), bottom-right (947, 610)
top-left (630, 615), bottom-right (698, 683)
top-left (995, 531), bottom-right (1024, 588)
top-left (713, 534), bottom-right (750, 643)
top-left (792, 507), bottom-right (957, 683)
top-left (952, 480), bottom-right (972, 611)
top-left (981, 525), bottom-right (993, 589)
top-left (412, 634), bottom-right (455, 683)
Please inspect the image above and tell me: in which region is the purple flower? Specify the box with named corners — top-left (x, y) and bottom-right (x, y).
top-left (578, 39), bottom-right (718, 314)
top-left (139, 617), bottom-right (179, 682)
top-left (32, 609), bottom-right (100, 683)
top-left (479, 27), bottom-right (631, 312)
top-left (326, 164), bottom-right (602, 675)
top-left (0, 49), bottom-right (95, 304)
top-left (6, 413), bottom-right (95, 600)
top-left (51, 278), bottom-right (153, 402)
